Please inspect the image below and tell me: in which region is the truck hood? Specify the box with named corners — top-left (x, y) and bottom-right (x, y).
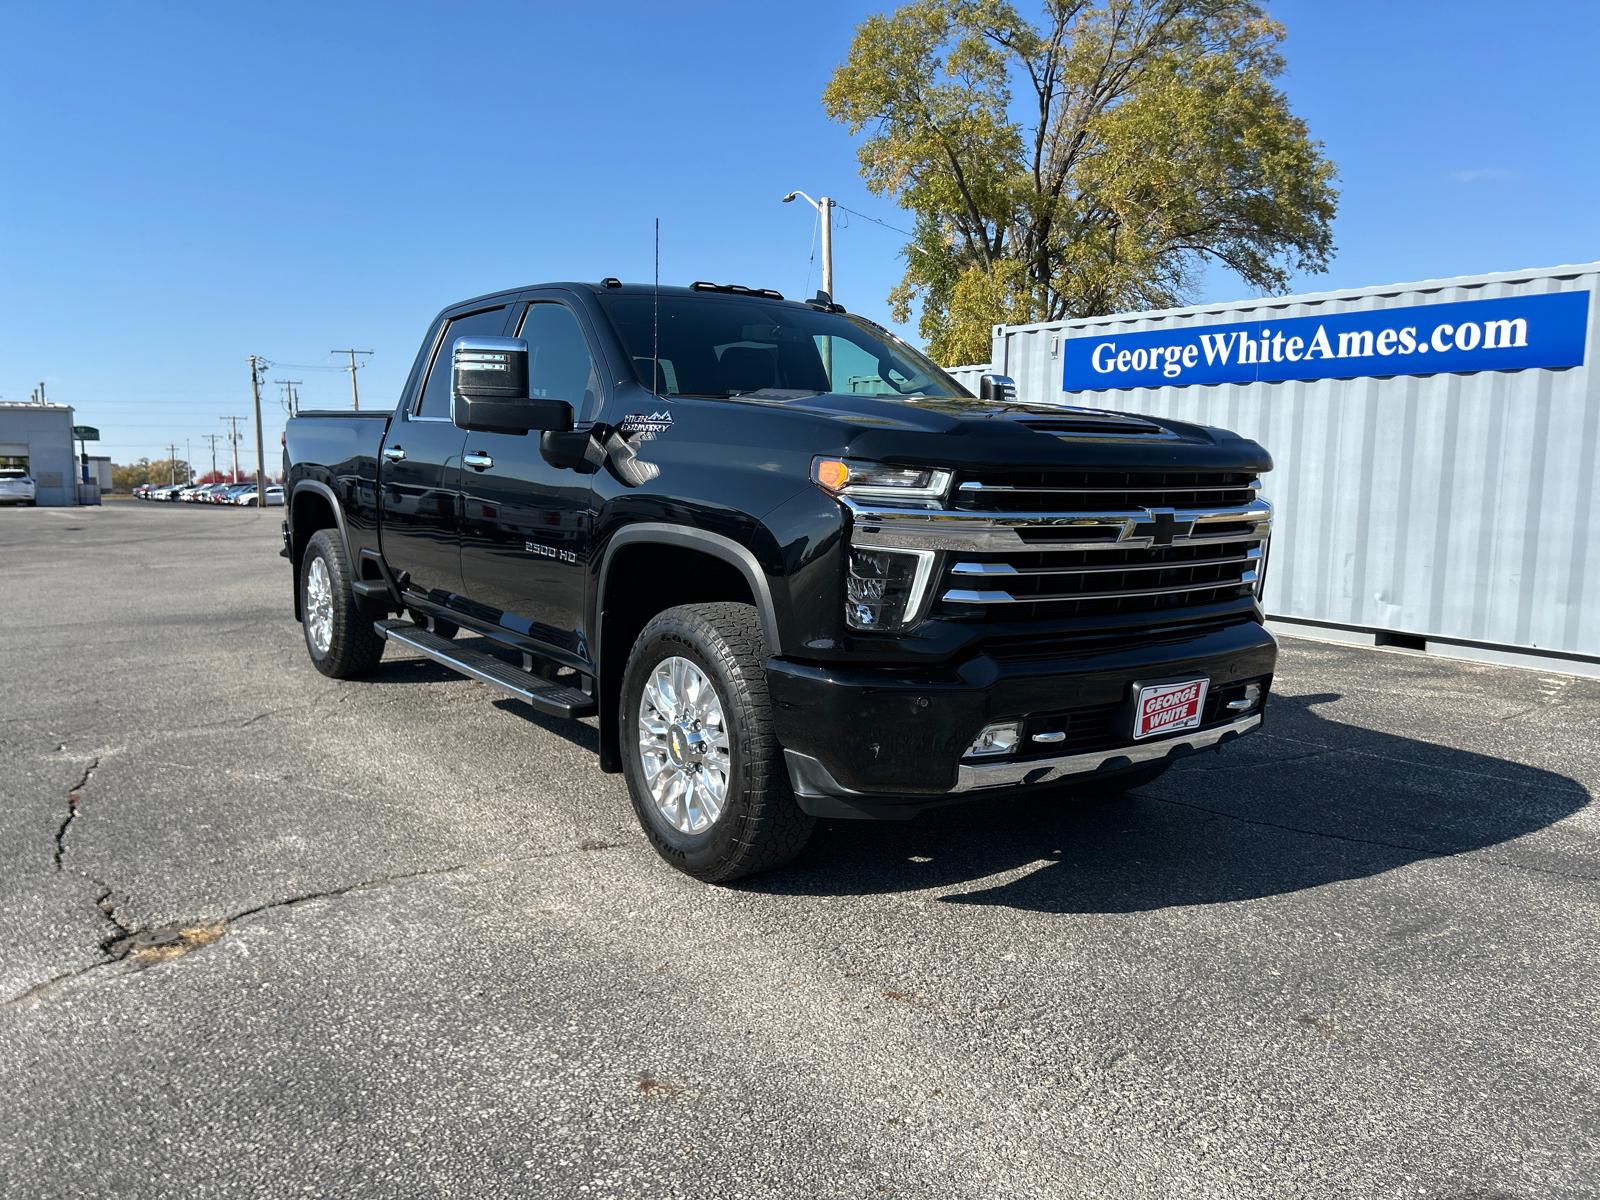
top-left (727, 389), bottom-right (1272, 473)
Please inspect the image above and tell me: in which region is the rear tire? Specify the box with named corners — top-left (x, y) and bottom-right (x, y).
top-left (300, 529), bottom-right (385, 679)
top-left (621, 602), bottom-right (814, 883)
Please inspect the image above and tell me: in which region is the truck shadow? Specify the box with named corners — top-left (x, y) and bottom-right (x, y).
top-left (747, 691), bottom-right (1592, 914)
top-left (364, 639), bottom-right (601, 752)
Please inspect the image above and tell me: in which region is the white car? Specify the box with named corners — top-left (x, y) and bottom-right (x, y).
top-left (0, 469), bottom-right (37, 506)
top-left (234, 485), bottom-right (284, 506)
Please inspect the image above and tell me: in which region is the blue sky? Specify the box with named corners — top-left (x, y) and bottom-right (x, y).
top-left (3, 1), bottom-right (1598, 470)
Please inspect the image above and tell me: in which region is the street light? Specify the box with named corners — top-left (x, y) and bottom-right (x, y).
top-left (783, 191), bottom-right (835, 302)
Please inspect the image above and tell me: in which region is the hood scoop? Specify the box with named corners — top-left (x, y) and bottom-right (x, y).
top-left (1011, 409), bottom-right (1174, 440)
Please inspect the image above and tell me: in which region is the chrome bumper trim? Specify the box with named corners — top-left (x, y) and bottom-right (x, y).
top-left (952, 712), bottom-right (1262, 792)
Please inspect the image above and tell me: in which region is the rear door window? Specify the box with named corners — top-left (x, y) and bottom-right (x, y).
top-left (415, 306), bottom-right (510, 418)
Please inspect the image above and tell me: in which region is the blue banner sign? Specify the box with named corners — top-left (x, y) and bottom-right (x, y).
top-left (1062, 290), bottom-right (1590, 392)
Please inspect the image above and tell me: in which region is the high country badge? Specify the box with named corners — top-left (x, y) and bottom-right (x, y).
top-left (618, 411), bottom-right (674, 440)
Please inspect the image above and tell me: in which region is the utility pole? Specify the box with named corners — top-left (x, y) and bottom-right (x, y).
top-left (203, 434), bottom-right (223, 481)
top-left (783, 190), bottom-right (837, 383)
top-left (221, 415), bottom-right (246, 482)
top-left (274, 378), bottom-right (302, 417)
top-left (166, 443), bottom-right (180, 486)
top-left (248, 356), bottom-right (268, 507)
top-left (186, 439), bottom-right (192, 485)
top-left (332, 349), bottom-right (372, 411)
top-left (782, 191), bottom-right (835, 301)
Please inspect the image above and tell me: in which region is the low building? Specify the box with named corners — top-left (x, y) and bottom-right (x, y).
top-left (0, 402), bottom-right (78, 506)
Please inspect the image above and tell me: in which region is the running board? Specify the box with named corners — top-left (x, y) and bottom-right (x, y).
top-left (374, 619), bottom-right (596, 719)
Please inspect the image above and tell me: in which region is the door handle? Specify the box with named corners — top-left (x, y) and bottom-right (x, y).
top-left (464, 451), bottom-right (494, 471)
top-left (382, 446), bottom-right (406, 462)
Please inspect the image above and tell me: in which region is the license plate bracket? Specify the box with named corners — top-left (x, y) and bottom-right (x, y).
top-left (1129, 676), bottom-right (1210, 741)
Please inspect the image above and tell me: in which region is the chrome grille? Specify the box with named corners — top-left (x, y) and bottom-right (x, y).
top-left (842, 470), bottom-right (1269, 624)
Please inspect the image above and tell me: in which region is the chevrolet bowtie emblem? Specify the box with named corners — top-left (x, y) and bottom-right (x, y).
top-left (1123, 507), bottom-right (1194, 547)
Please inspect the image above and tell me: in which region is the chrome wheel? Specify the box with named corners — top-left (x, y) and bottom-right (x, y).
top-left (305, 555), bottom-right (334, 654)
top-left (637, 655), bottom-right (731, 834)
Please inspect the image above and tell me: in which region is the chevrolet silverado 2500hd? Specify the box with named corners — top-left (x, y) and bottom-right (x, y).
top-left (283, 280), bottom-right (1276, 881)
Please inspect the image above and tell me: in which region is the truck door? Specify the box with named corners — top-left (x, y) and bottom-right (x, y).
top-left (379, 304), bottom-right (510, 605)
top-left (458, 298), bottom-right (606, 661)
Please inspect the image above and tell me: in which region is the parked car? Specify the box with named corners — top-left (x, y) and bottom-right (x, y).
top-left (283, 278), bottom-right (1276, 883)
top-left (233, 485), bottom-right (284, 506)
top-left (212, 483), bottom-right (254, 503)
top-left (0, 468), bottom-right (37, 506)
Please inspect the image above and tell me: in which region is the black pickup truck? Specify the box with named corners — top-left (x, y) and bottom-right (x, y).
top-left (283, 280), bottom-right (1276, 881)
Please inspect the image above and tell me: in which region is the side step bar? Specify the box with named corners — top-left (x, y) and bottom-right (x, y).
top-left (374, 619), bottom-right (596, 719)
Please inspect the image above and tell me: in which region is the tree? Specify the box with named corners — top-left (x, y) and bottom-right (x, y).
top-left (112, 459), bottom-right (151, 492)
top-left (823, 0), bottom-right (1339, 365)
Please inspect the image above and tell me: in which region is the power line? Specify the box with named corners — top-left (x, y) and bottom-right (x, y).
top-left (835, 204), bottom-right (915, 238)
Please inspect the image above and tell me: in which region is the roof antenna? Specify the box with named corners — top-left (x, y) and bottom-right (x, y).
top-left (653, 217), bottom-right (661, 398)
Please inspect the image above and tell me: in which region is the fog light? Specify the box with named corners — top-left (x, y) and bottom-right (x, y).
top-left (964, 721), bottom-right (1021, 758)
top-left (1225, 682), bottom-right (1263, 714)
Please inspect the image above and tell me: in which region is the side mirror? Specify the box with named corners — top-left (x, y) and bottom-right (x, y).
top-left (978, 373), bottom-right (1017, 403)
top-left (451, 336), bottom-right (575, 434)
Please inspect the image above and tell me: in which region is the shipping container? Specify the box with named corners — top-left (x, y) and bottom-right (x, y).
top-left (965, 263), bottom-right (1600, 675)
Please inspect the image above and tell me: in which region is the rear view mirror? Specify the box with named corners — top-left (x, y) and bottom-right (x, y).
top-left (979, 373), bottom-right (1017, 403)
top-left (451, 336), bottom-right (574, 434)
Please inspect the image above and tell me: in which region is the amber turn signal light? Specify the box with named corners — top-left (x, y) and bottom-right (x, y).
top-left (813, 459), bottom-right (850, 491)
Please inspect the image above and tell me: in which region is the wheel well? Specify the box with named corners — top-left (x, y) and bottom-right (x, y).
top-left (289, 490), bottom-right (338, 621)
top-left (597, 542), bottom-right (757, 773)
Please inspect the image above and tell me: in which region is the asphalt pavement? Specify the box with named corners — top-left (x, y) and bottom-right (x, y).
top-left (2, 502), bottom-right (1596, 1199)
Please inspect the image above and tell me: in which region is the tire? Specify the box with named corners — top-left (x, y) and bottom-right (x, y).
top-left (621, 602), bottom-right (814, 883)
top-left (409, 609), bottom-right (459, 640)
top-left (300, 529), bottom-right (385, 679)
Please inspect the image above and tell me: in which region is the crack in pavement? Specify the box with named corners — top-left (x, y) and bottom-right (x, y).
top-left (52, 757), bottom-right (99, 872)
top-left (1143, 792), bottom-right (1600, 884)
top-left (1, 836), bottom-right (645, 1014)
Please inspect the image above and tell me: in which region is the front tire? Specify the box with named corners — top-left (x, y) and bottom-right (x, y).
top-left (621, 603), bottom-right (814, 883)
top-left (300, 529), bottom-right (385, 679)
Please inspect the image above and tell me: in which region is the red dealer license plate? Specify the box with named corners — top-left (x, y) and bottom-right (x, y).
top-left (1132, 678), bottom-right (1210, 740)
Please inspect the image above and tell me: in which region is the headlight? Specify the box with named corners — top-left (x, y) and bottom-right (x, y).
top-left (812, 457), bottom-right (952, 504)
top-left (845, 546), bottom-right (936, 631)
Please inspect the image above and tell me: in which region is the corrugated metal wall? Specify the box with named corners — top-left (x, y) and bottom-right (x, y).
top-left (946, 363), bottom-right (992, 395)
top-left (977, 263), bottom-right (1600, 659)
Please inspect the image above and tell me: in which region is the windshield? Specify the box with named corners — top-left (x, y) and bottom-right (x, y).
top-left (598, 294), bottom-right (967, 400)
top-left (0, 470), bottom-right (27, 479)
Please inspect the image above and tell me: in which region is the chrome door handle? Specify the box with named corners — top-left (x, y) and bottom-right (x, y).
top-left (464, 451), bottom-right (494, 471)
top-left (382, 446), bottom-right (406, 462)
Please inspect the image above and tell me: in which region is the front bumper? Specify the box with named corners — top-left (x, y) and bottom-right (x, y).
top-left (766, 617), bottom-right (1276, 818)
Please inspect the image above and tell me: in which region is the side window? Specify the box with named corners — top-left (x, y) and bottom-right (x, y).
top-left (517, 302), bottom-right (603, 422)
top-left (415, 306), bottom-right (508, 417)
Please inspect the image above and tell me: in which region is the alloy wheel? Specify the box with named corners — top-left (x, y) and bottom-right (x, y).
top-left (637, 655), bottom-right (732, 834)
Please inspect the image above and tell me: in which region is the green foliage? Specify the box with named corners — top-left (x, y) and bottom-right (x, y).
top-left (824, 0), bottom-right (1339, 365)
